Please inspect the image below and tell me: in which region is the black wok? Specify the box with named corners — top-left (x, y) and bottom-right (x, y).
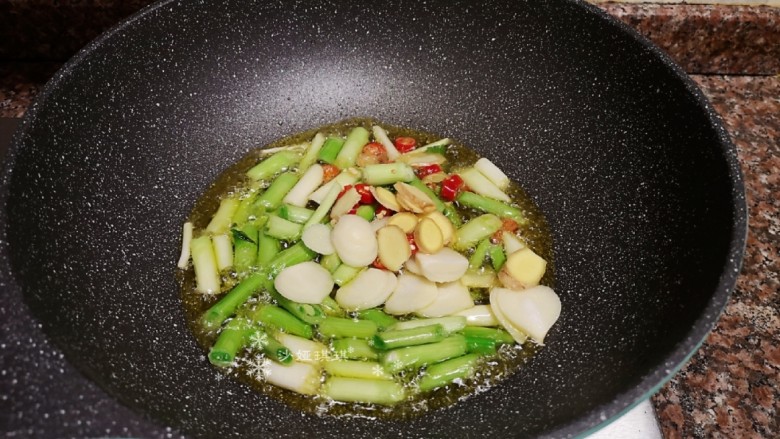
top-left (1, 0), bottom-right (746, 437)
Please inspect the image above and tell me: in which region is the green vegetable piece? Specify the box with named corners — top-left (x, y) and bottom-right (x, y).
top-left (355, 204), bottom-right (376, 222)
top-left (201, 272), bottom-right (266, 331)
top-left (201, 243), bottom-right (315, 331)
top-left (425, 144), bottom-right (447, 155)
top-left (265, 241), bottom-right (317, 277)
top-left (362, 163), bottom-right (416, 186)
top-left (232, 224), bottom-right (259, 273)
top-left (468, 238), bottom-right (492, 270)
top-left (256, 231), bottom-right (281, 266)
top-left (256, 173), bottom-right (300, 211)
top-left (268, 287), bottom-right (326, 325)
top-left (206, 198), bottom-right (240, 234)
top-left (442, 203), bottom-right (463, 228)
top-left (332, 338), bottom-right (378, 360)
top-left (418, 353), bottom-right (480, 392)
top-left (278, 204), bottom-right (315, 224)
top-left (420, 138), bottom-right (451, 151)
top-left (191, 235), bottom-right (220, 294)
top-left (462, 327), bottom-right (515, 344)
top-left (372, 324), bottom-right (445, 350)
top-left (334, 127), bottom-right (370, 169)
top-left (453, 214), bottom-right (502, 251)
top-left (247, 328), bottom-right (293, 364)
top-left (253, 304), bottom-right (313, 339)
top-left (464, 335), bottom-right (497, 356)
top-left (208, 317), bottom-right (253, 367)
top-left (265, 215), bottom-right (303, 241)
top-left (304, 184), bottom-right (341, 229)
top-left (356, 309), bottom-right (397, 331)
top-left (332, 264), bottom-right (363, 287)
top-left (324, 360), bottom-right (393, 380)
top-left (323, 377), bottom-right (406, 405)
top-left (320, 252), bottom-right (342, 273)
top-left (456, 191), bottom-right (526, 224)
top-left (247, 150), bottom-right (302, 181)
top-left (380, 335), bottom-right (468, 373)
top-left (320, 296), bottom-right (345, 317)
top-left (391, 316), bottom-right (467, 334)
top-left (231, 186), bottom-right (262, 226)
top-left (488, 244), bottom-right (507, 271)
top-left (318, 137), bottom-right (346, 164)
top-left (299, 133), bottom-right (326, 173)
top-left (318, 317), bottom-right (378, 339)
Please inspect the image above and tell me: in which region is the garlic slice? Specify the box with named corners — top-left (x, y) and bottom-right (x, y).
top-left (274, 261), bottom-right (334, 304)
top-left (335, 268), bottom-right (398, 311)
top-left (331, 214), bottom-right (378, 267)
top-left (415, 248), bottom-right (469, 283)
top-left (416, 281), bottom-right (474, 317)
top-left (384, 273), bottom-right (438, 315)
top-left (491, 286), bottom-right (561, 345)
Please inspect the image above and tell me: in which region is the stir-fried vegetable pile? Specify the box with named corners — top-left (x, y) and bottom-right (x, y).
top-left (177, 124), bottom-right (561, 407)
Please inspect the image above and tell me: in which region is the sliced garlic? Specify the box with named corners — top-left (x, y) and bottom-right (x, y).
top-left (491, 286), bottom-right (561, 345)
top-left (489, 289), bottom-right (529, 345)
top-left (384, 273), bottom-right (438, 315)
top-left (331, 214), bottom-right (378, 267)
top-left (415, 248), bottom-right (469, 283)
top-left (416, 281), bottom-right (474, 317)
top-left (372, 186), bottom-right (401, 212)
top-left (263, 360), bottom-right (321, 395)
top-left (404, 257), bottom-right (423, 275)
top-left (394, 182), bottom-right (436, 213)
top-left (474, 157), bottom-right (510, 190)
top-left (370, 216), bottom-right (390, 233)
top-left (330, 187), bottom-right (361, 220)
top-left (274, 261), bottom-right (334, 304)
top-left (301, 223), bottom-right (335, 255)
top-left (335, 268), bottom-right (397, 311)
top-left (502, 232), bottom-right (526, 255)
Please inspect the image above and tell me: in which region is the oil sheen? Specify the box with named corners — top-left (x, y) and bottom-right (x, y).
top-left (178, 118), bottom-right (555, 419)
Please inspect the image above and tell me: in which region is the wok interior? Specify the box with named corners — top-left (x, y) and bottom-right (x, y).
top-left (6, 0), bottom-right (738, 437)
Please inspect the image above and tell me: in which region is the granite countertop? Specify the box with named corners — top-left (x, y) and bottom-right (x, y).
top-left (1, 2), bottom-right (778, 438)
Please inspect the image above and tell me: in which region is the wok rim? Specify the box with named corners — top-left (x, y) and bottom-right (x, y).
top-left (0, 0), bottom-right (748, 437)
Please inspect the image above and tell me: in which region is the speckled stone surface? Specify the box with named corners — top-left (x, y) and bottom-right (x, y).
top-left (0, 2), bottom-right (778, 74)
top-left (598, 4), bottom-right (780, 75)
top-left (651, 75), bottom-right (780, 439)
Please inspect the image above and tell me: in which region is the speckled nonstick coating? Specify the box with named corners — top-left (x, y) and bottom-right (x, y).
top-left (0, 0), bottom-right (746, 437)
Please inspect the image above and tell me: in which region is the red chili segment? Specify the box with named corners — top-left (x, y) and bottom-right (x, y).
top-left (415, 164), bottom-right (443, 178)
top-left (354, 183), bottom-right (375, 204)
top-left (394, 137), bottom-right (417, 153)
top-left (337, 184), bottom-right (354, 199)
top-left (375, 205), bottom-right (393, 218)
top-left (440, 174), bottom-right (464, 201)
